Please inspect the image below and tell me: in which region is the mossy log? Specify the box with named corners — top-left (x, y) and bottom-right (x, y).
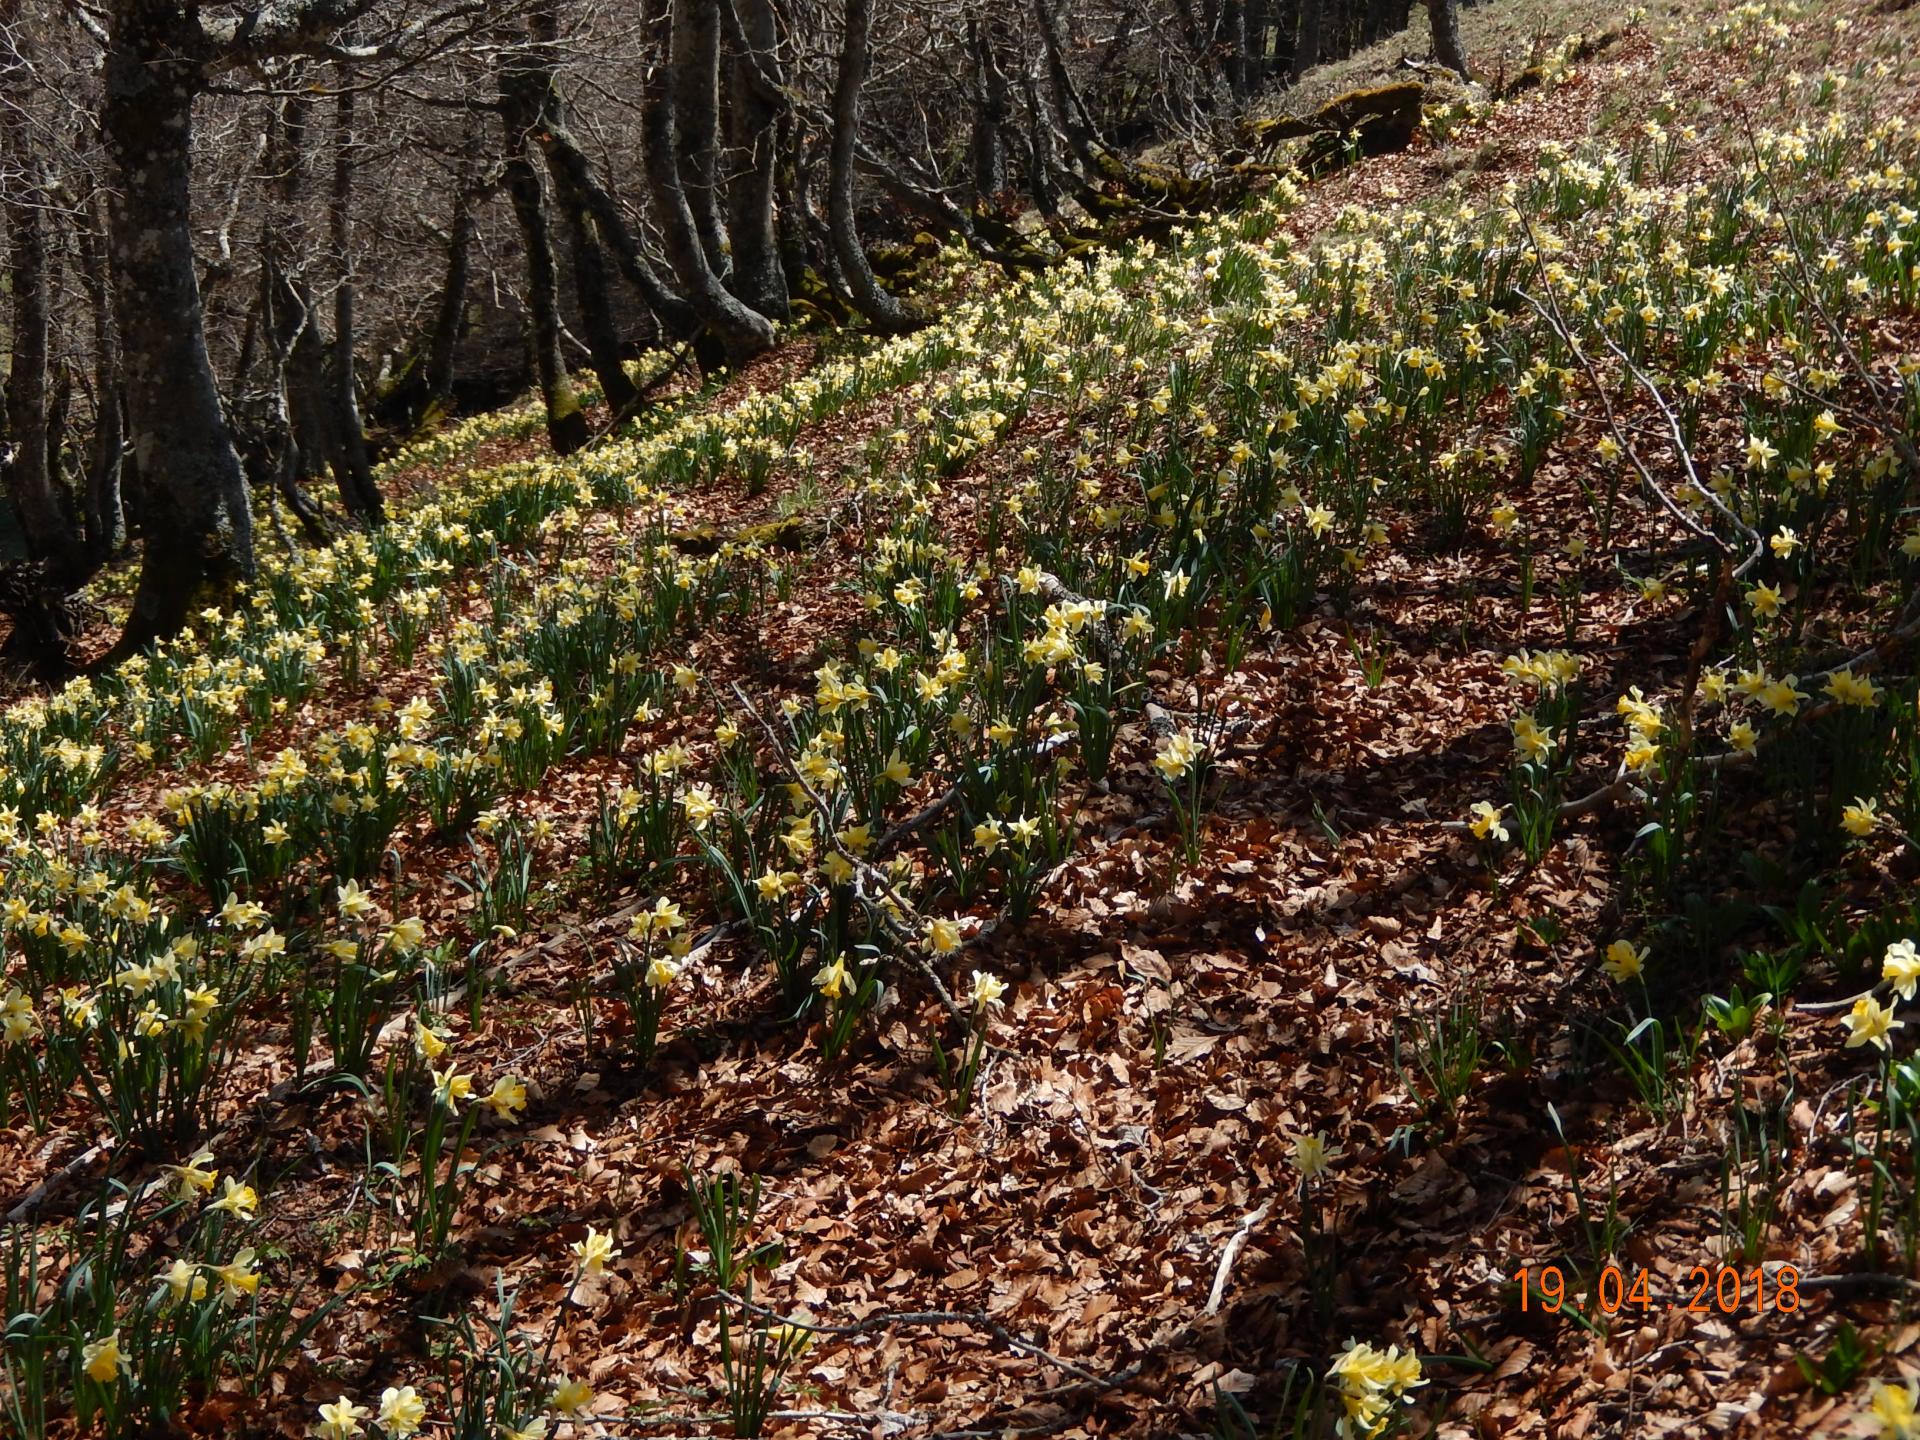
top-left (1241, 80), bottom-right (1426, 169)
top-left (669, 511), bottom-right (833, 556)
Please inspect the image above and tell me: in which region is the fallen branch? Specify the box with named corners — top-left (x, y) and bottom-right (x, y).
top-left (4, 1141), bottom-right (113, 1225)
top-left (1204, 1199), bottom-right (1272, 1316)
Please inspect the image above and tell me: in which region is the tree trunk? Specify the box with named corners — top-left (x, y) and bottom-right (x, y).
top-left (1292, 0), bottom-right (1323, 78)
top-left (515, 1), bottom-right (701, 344)
top-left (828, 0), bottom-right (921, 336)
top-left (671, 0), bottom-right (730, 280)
top-left (502, 142), bottom-right (591, 455)
top-left (1035, 0), bottom-right (1103, 171)
top-left (724, 0), bottom-right (790, 319)
top-left (102, 0), bottom-right (255, 659)
top-left (503, 4), bottom-right (636, 420)
top-left (424, 177), bottom-right (478, 412)
top-left (1425, 0), bottom-right (1470, 78)
top-left (1, 0), bottom-right (85, 585)
top-left (967, 17), bottom-right (1010, 202)
top-left (565, 206), bottom-right (641, 416)
top-left (1020, 71), bottom-right (1062, 222)
top-left (262, 270), bottom-right (333, 547)
top-left (1244, 0), bottom-right (1269, 87)
top-left (327, 80), bottom-right (383, 524)
top-left (643, 0), bottom-right (775, 367)
top-left (75, 192), bottom-right (127, 560)
top-left (1221, 0), bottom-right (1247, 97)
top-left (260, 92), bottom-right (341, 542)
top-left (497, 14), bottom-right (592, 454)
top-left (3, 127), bottom-right (82, 583)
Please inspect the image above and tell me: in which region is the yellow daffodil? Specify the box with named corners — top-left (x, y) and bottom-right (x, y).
top-left (82, 1331), bottom-right (128, 1385)
top-left (1842, 798), bottom-right (1881, 837)
top-left (209, 1175), bottom-right (258, 1220)
top-left (1467, 801), bottom-right (1508, 842)
top-left (1884, 941), bottom-right (1920, 1004)
top-left (1847, 996), bottom-right (1901, 1051)
top-left (925, 917), bottom-right (963, 954)
top-left (571, 1225), bottom-right (620, 1277)
top-left (484, 1075), bottom-right (528, 1121)
top-left (316, 1397), bottom-right (371, 1440)
top-left (1290, 1131), bottom-right (1340, 1179)
top-left (377, 1385), bottom-right (427, 1438)
top-left (969, 970), bottom-right (1007, 1009)
top-left (1603, 941), bottom-right (1646, 983)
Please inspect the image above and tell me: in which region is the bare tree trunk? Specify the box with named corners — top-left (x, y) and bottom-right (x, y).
top-left (1244, 0), bottom-right (1269, 87)
top-left (1020, 71), bottom-right (1062, 222)
top-left (1292, 0), bottom-right (1323, 78)
top-left (75, 191), bottom-right (126, 560)
top-left (498, 16), bottom-right (592, 454)
top-left (565, 205), bottom-right (641, 416)
top-left (724, 0), bottom-right (790, 319)
top-left (967, 16), bottom-right (1010, 202)
top-left (828, 0), bottom-right (921, 336)
top-left (515, 0), bottom-right (701, 345)
top-left (327, 79), bottom-right (383, 524)
top-left (103, 0), bottom-right (255, 659)
top-left (262, 268), bottom-right (333, 546)
top-left (1425, 0), bottom-right (1469, 78)
top-left (1, 0), bottom-right (85, 585)
top-left (643, 0), bottom-right (774, 367)
top-left (1035, 0), bottom-right (1103, 171)
top-left (424, 174), bottom-right (479, 413)
top-left (1221, 0), bottom-right (1247, 97)
top-left (671, 0), bottom-right (730, 279)
top-left (260, 93), bottom-right (339, 542)
top-left (502, 142), bottom-right (591, 455)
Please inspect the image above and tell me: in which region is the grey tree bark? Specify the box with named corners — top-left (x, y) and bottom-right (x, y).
top-left (967, 16), bottom-right (1010, 202)
top-left (643, 0), bottom-right (775, 367)
top-left (424, 169), bottom-right (480, 414)
top-left (565, 204), bottom-right (642, 416)
top-left (1, 0), bottom-right (86, 586)
top-left (498, 15), bottom-right (592, 454)
top-left (327, 78), bottom-right (384, 523)
top-left (513, 0), bottom-right (701, 345)
top-left (671, 0), bottom-right (730, 280)
top-left (1425, 0), bottom-right (1470, 78)
top-left (102, 0), bottom-right (257, 659)
top-left (827, 0), bottom-right (921, 336)
top-left (1244, 0), bottom-right (1270, 87)
top-left (723, 0), bottom-right (790, 319)
top-left (260, 96), bottom-right (334, 544)
top-left (502, 143), bottom-right (591, 454)
top-left (74, 191), bottom-right (127, 561)
top-left (3, 108), bottom-right (81, 583)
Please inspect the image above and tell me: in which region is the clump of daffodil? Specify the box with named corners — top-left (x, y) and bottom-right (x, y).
top-left (1329, 1338), bottom-right (1426, 1438)
top-left (1154, 727), bottom-right (1213, 870)
top-left (1291, 1129), bottom-right (1343, 1324)
top-left (608, 895), bottom-right (691, 1065)
top-left (931, 967), bottom-right (1007, 1117)
top-left (815, 948), bottom-right (883, 1063)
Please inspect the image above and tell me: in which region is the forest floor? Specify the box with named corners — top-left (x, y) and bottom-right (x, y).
top-left (7, 1), bottom-right (1920, 1439)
